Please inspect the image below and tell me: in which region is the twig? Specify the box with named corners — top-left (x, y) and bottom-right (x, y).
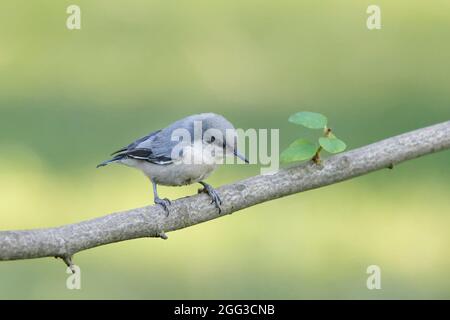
top-left (0, 121), bottom-right (449, 266)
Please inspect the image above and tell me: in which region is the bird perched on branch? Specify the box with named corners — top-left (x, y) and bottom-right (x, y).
top-left (97, 113), bottom-right (248, 214)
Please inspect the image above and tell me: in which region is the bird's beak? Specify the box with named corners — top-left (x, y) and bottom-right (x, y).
top-left (234, 149), bottom-right (249, 163)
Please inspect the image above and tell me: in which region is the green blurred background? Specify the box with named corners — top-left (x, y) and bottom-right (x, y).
top-left (0, 0), bottom-right (449, 299)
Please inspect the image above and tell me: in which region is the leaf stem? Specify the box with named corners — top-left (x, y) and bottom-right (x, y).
top-left (312, 146), bottom-right (322, 164)
top-left (313, 127), bottom-right (333, 163)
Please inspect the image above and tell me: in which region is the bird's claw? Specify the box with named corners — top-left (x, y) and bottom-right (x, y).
top-left (202, 184), bottom-right (223, 214)
top-left (155, 197), bottom-right (171, 216)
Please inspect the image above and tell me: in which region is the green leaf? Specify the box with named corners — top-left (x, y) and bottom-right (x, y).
top-left (280, 139), bottom-right (319, 163)
top-left (288, 111), bottom-right (328, 129)
top-left (319, 136), bottom-right (347, 154)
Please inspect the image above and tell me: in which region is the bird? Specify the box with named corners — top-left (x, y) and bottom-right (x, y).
top-left (96, 113), bottom-right (248, 215)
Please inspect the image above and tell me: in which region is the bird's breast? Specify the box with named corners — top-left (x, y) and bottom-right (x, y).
top-left (122, 159), bottom-right (216, 186)
top-left (119, 142), bottom-right (220, 186)
top-left (151, 162), bottom-right (217, 186)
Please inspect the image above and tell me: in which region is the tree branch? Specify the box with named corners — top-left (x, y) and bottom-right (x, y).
top-left (1, 121), bottom-right (449, 263)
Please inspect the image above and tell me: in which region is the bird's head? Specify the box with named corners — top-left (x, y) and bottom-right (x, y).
top-left (195, 113), bottom-right (249, 163)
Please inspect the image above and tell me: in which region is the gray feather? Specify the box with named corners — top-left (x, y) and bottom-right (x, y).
top-left (97, 113), bottom-right (236, 168)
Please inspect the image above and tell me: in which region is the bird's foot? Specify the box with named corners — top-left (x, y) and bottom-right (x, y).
top-left (200, 182), bottom-right (223, 214)
top-left (155, 197), bottom-right (171, 216)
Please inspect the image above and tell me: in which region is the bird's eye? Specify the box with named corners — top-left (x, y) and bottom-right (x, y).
top-left (209, 136), bottom-right (216, 143)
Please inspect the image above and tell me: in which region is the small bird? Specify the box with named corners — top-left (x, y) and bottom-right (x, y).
top-left (97, 113), bottom-right (248, 214)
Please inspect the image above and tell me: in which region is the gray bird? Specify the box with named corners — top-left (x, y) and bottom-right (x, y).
top-left (97, 113), bottom-right (248, 214)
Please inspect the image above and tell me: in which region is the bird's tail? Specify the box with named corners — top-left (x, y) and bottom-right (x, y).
top-left (96, 155), bottom-right (124, 168)
top-left (96, 159), bottom-right (113, 168)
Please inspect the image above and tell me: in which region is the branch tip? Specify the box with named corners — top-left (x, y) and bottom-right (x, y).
top-left (158, 231), bottom-right (168, 240)
top-left (56, 255), bottom-right (75, 273)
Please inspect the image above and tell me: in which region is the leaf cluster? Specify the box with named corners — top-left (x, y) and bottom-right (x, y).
top-left (281, 112), bottom-right (347, 163)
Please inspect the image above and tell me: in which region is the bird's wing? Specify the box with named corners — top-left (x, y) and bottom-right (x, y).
top-left (113, 129), bottom-right (177, 165)
top-left (110, 130), bottom-right (161, 155)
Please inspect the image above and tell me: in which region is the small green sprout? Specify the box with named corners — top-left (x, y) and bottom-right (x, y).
top-left (281, 111), bottom-right (347, 164)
